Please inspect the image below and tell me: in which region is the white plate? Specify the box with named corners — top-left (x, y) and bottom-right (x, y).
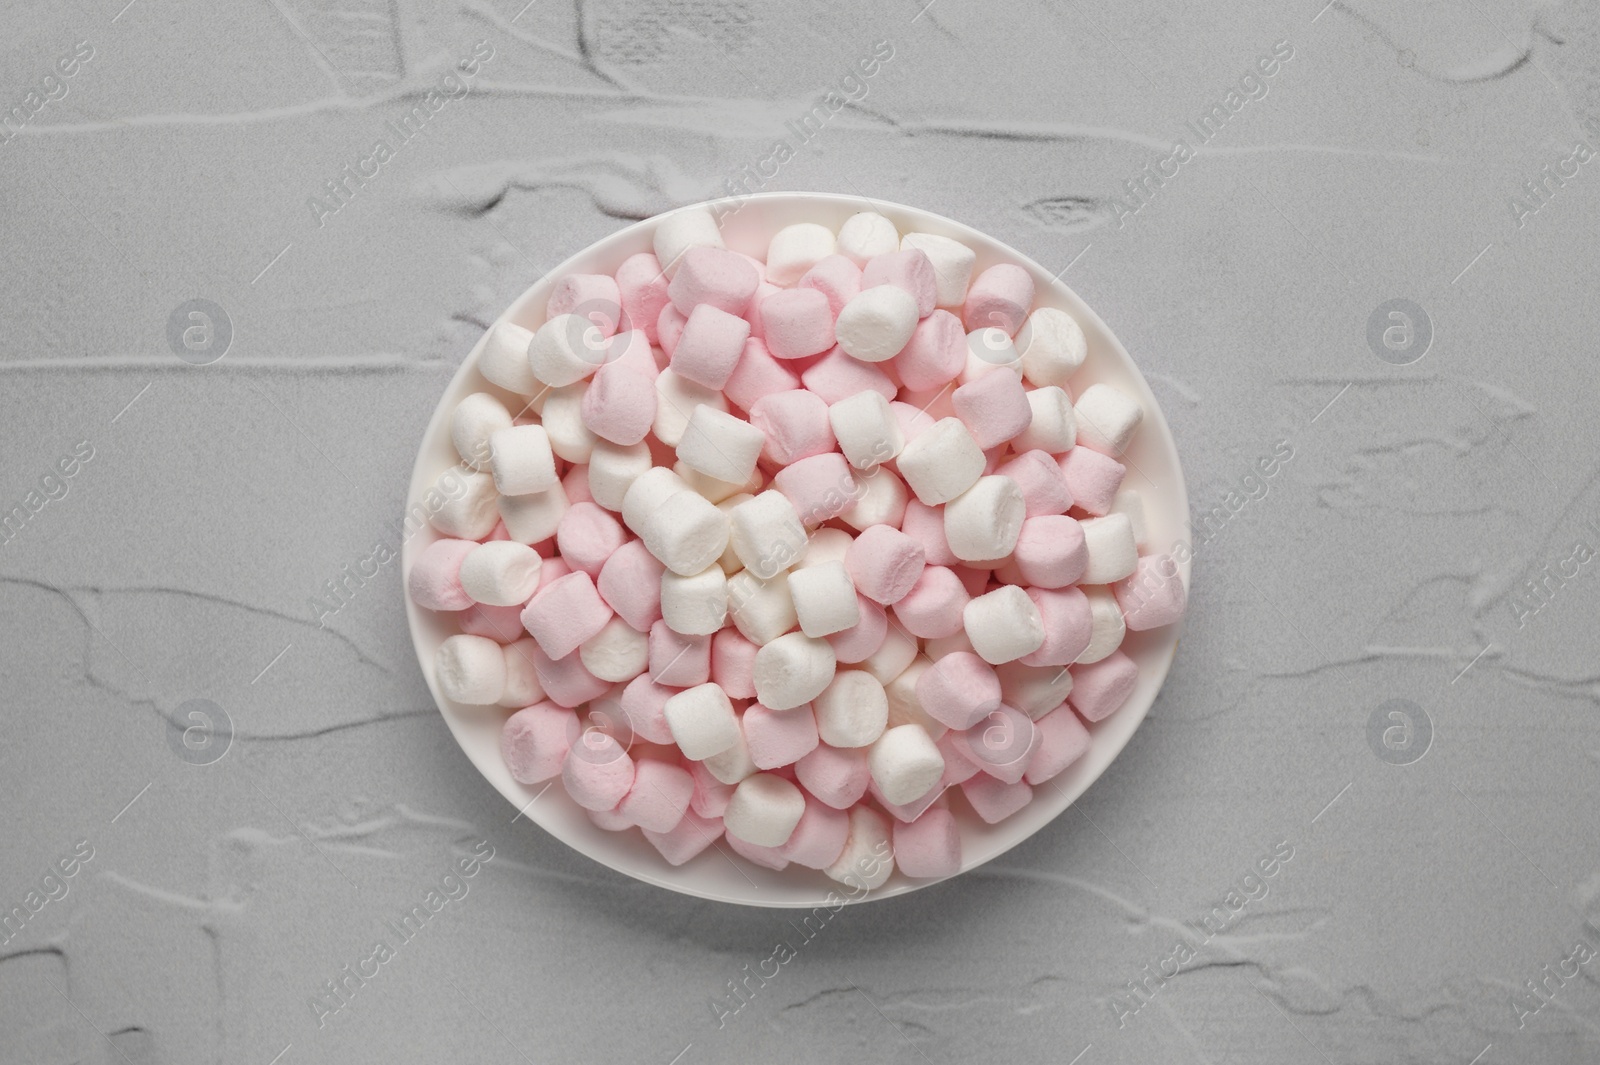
top-left (403, 193), bottom-right (1190, 908)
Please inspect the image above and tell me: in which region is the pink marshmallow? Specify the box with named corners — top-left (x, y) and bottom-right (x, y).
top-left (893, 807), bottom-right (962, 879)
top-left (589, 804), bottom-right (633, 832)
top-left (773, 452), bottom-right (857, 525)
top-left (617, 758), bottom-right (694, 832)
top-left (535, 556), bottom-right (572, 592)
top-left (1021, 586), bottom-right (1093, 667)
top-left (1069, 651), bottom-right (1138, 722)
top-left (870, 776), bottom-right (948, 823)
top-left (952, 565), bottom-right (992, 596)
top-left (687, 758), bottom-right (735, 818)
top-left (711, 628), bottom-right (759, 699)
top-left (525, 643), bottom-right (610, 707)
top-left (893, 310), bottom-right (966, 392)
top-left (952, 369), bottom-right (1032, 449)
top-left (742, 280), bottom-right (782, 341)
top-left (899, 384), bottom-right (956, 422)
top-left (796, 254), bottom-right (862, 316)
top-left (408, 538), bottom-right (477, 611)
top-left (893, 566), bottom-right (970, 639)
top-left (521, 571), bottom-right (613, 659)
top-left (648, 621), bottom-right (711, 687)
top-left (961, 774), bottom-right (1033, 823)
top-left (826, 595), bottom-right (888, 664)
top-left (561, 732), bottom-right (635, 811)
top-left (936, 729), bottom-right (982, 786)
top-left (555, 502), bottom-right (626, 577)
top-left (500, 702), bottom-right (581, 783)
top-left (1113, 554), bottom-right (1188, 630)
top-left (779, 797), bottom-right (850, 868)
top-left (800, 346), bottom-right (897, 404)
top-left (996, 450), bottom-right (1074, 517)
top-left (916, 651), bottom-right (1002, 729)
top-left (722, 339), bottom-right (801, 414)
top-left (749, 390), bottom-right (835, 466)
top-left (1013, 515), bottom-right (1088, 588)
top-left (726, 832), bottom-right (790, 871)
top-left (1025, 705), bottom-right (1092, 785)
top-left (890, 400), bottom-right (937, 443)
top-left (667, 246), bottom-right (760, 316)
top-left (457, 601), bottom-right (527, 642)
top-left (900, 499), bottom-right (957, 566)
top-left (744, 702), bottom-right (820, 769)
top-left (862, 249), bottom-right (937, 318)
top-left (656, 303), bottom-right (688, 356)
top-left (547, 274), bottom-right (622, 335)
top-left (760, 288), bottom-right (836, 360)
top-left (794, 744), bottom-right (871, 809)
top-left (643, 808), bottom-right (725, 866)
top-left (846, 525), bottom-right (927, 605)
top-left (619, 675), bottom-right (677, 744)
top-left (597, 540), bottom-right (665, 631)
top-left (960, 704), bottom-right (1039, 784)
top-left (615, 252), bottom-right (671, 344)
top-left (581, 361), bottom-right (656, 446)
top-left (1059, 446), bottom-right (1125, 516)
top-left (962, 263), bottom-right (1034, 336)
top-left (562, 463), bottom-right (593, 507)
top-left (671, 304), bottom-right (751, 390)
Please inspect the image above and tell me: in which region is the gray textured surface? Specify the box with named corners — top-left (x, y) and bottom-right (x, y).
top-left (4, 0), bottom-right (1600, 1062)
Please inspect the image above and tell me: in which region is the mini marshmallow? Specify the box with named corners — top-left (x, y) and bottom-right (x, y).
top-left (712, 629), bottom-right (759, 699)
top-left (766, 222), bottom-right (837, 285)
top-left (795, 744), bottom-right (871, 809)
top-left (749, 390), bottom-right (835, 466)
top-left (726, 832), bottom-right (789, 870)
top-left (529, 642), bottom-right (611, 707)
top-left (435, 634), bottom-right (506, 705)
top-left (826, 595), bottom-right (888, 664)
top-left (579, 617), bottom-right (650, 683)
top-left (901, 232), bottom-right (977, 308)
top-left (1058, 446), bottom-right (1125, 516)
top-left (478, 321), bottom-right (539, 395)
top-left (1025, 706), bottom-right (1092, 785)
top-left (555, 502), bottom-right (626, 577)
top-left (530, 314), bottom-right (607, 387)
top-left (641, 490), bottom-right (730, 576)
top-left (497, 482), bottom-right (569, 544)
top-left (459, 541), bottom-right (543, 606)
top-left (703, 725), bottom-right (758, 785)
top-left (744, 702), bottom-right (820, 770)
top-left (964, 585), bottom-right (1045, 664)
top-left (673, 460), bottom-right (751, 505)
top-left (497, 639), bottom-right (544, 710)
top-left (961, 705), bottom-right (1040, 784)
top-left (723, 772), bottom-right (806, 847)
top-left (587, 439), bottom-right (652, 512)
top-left (663, 682), bottom-right (739, 760)
top-left (894, 566), bottom-right (970, 640)
top-left (687, 757), bottom-right (734, 818)
top-left (798, 527), bottom-right (853, 568)
top-left (618, 675), bottom-right (675, 744)
top-left (540, 386), bottom-right (598, 463)
top-left (925, 629), bottom-right (977, 660)
top-left (997, 450), bottom-right (1073, 518)
top-left (562, 732), bottom-right (635, 811)
top-left (1013, 515), bottom-right (1088, 589)
top-left (621, 466), bottom-right (690, 535)
top-left (846, 525), bottom-right (926, 606)
top-left (953, 565), bottom-right (993, 596)
top-left (723, 338), bottom-right (801, 413)
top-left (501, 702), bottom-right (580, 783)
top-left (596, 539), bottom-right (665, 631)
top-left (861, 622), bottom-right (919, 684)
top-left (1114, 554), bottom-right (1186, 630)
top-left (797, 254), bottom-right (862, 315)
top-left (617, 759), bottom-right (694, 833)
top-left (996, 661), bottom-right (1073, 719)
top-left (916, 651), bottom-right (1002, 729)
top-left (648, 621), bottom-right (711, 686)
top-left (581, 361), bottom-right (656, 446)
top-left (1080, 513), bottom-right (1139, 584)
top-left (656, 303), bottom-right (687, 354)
top-left (952, 367), bottom-right (1031, 449)
top-left (962, 774), bottom-right (1033, 823)
top-left (825, 805), bottom-right (893, 889)
top-left (861, 249), bottom-right (937, 318)
top-left (1074, 383), bottom-right (1144, 455)
top-left (900, 499), bottom-right (957, 567)
top-left (458, 599), bottom-right (525, 642)
top-left (834, 286), bottom-right (919, 363)
top-left (800, 345), bottom-right (898, 404)
top-left (962, 263), bottom-right (1034, 336)
top-left (1022, 586), bottom-right (1093, 667)
top-left (726, 570), bottom-right (798, 645)
top-left (829, 390), bottom-right (904, 470)
top-left (893, 310), bottom-right (966, 391)
top-left (452, 393), bottom-right (513, 471)
top-left (813, 669), bottom-right (888, 748)
top-left (780, 798), bottom-right (850, 868)
top-left (616, 253), bottom-right (672, 343)
top-left (1014, 386), bottom-right (1076, 455)
top-left (752, 632), bottom-right (837, 710)
top-left (409, 538), bottom-right (477, 611)
top-left (432, 471), bottom-right (501, 539)
top-left (890, 400), bottom-right (937, 444)
top-left (643, 808), bottom-right (724, 866)
top-left (727, 490), bottom-right (808, 579)
top-left (788, 561), bottom-right (861, 638)
top-left (900, 383), bottom-right (957, 422)
top-left (1018, 307), bottom-right (1088, 387)
top-left (1077, 588), bottom-right (1126, 664)
top-left (547, 274), bottom-right (622, 334)
top-left (897, 418), bottom-right (985, 505)
top-left (653, 206), bottom-right (724, 276)
top-left (836, 211), bottom-right (900, 265)
top-left (943, 475), bottom-right (1025, 562)
top-left (774, 452), bottom-right (857, 526)
top-left (1069, 650), bottom-right (1138, 722)
top-left (868, 724), bottom-right (945, 805)
top-left (671, 304), bottom-right (750, 390)
top-left (742, 279), bottom-right (780, 342)
top-left (760, 288), bottom-right (835, 360)
top-left (841, 468), bottom-right (909, 531)
top-left (676, 406), bottom-right (764, 486)
top-left (668, 246), bottom-right (760, 316)
top-left (893, 807), bottom-right (962, 879)
top-left (652, 369), bottom-right (729, 448)
top-left (660, 566), bottom-right (729, 636)
top-left (522, 571), bottom-right (613, 659)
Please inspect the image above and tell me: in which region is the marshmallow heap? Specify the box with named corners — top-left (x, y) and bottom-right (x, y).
top-left (410, 207), bottom-right (1186, 888)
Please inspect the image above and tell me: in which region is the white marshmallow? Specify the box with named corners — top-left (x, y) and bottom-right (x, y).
top-left (836, 211), bottom-right (900, 266)
top-left (677, 406), bottom-right (764, 485)
top-left (663, 682), bottom-right (740, 760)
top-left (753, 632), bottom-right (837, 710)
top-left (900, 232), bottom-right (976, 308)
top-left (729, 490), bottom-right (807, 579)
top-left (869, 723), bottom-right (946, 805)
top-left (1077, 588), bottom-right (1126, 664)
top-left (451, 393), bottom-right (513, 471)
top-left (896, 418), bottom-right (985, 505)
top-left (703, 723), bottom-right (758, 785)
top-left (860, 622), bottom-right (918, 684)
top-left (814, 669), bottom-right (889, 748)
top-left (673, 460), bottom-right (752, 505)
top-left (529, 314), bottom-right (606, 388)
top-left (430, 471), bottom-right (500, 539)
top-left (944, 476), bottom-right (1025, 562)
top-left (578, 617), bottom-right (650, 683)
top-left (829, 390), bottom-right (904, 469)
top-left (478, 321), bottom-right (540, 395)
top-left (727, 570), bottom-right (799, 645)
top-left (835, 286), bottom-right (919, 363)
top-left (963, 328), bottom-right (1021, 381)
top-left (798, 527), bottom-right (854, 569)
top-left (715, 494), bottom-right (753, 574)
top-left (497, 481), bottom-right (569, 544)
top-left (996, 661), bottom-right (1073, 719)
top-left (787, 561), bottom-right (861, 638)
top-left (724, 773), bottom-right (806, 847)
top-left (1074, 383), bottom-right (1143, 454)
top-left (825, 805), bottom-right (893, 889)
top-left (661, 566), bottom-right (729, 636)
top-left (884, 657), bottom-right (947, 738)
top-left (653, 369), bottom-right (729, 447)
top-left (766, 223), bottom-right (837, 286)
top-left (964, 585), bottom-right (1045, 665)
top-left (1013, 386), bottom-right (1076, 454)
top-left (459, 541), bottom-right (543, 606)
top-left (1080, 513), bottom-right (1139, 584)
top-left (621, 466), bottom-right (690, 535)
top-left (587, 439), bottom-right (653, 512)
top-left (1018, 307), bottom-right (1088, 387)
top-left (434, 634), bottom-right (505, 705)
top-left (641, 491), bottom-right (730, 576)
top-left (1115, 489), bottom-right (1149, 547)
top-left (540, 385), bottom-right (597, 463)
top-left (840, 468), bottom-right (908, 532)
top-left (653, 206), bottom-right (724, 276)
top-left (499, 639), bottom-right (546, 708)
top-left (489, 424), bottom-right (558, 496)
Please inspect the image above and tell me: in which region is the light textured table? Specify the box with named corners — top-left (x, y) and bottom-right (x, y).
top-left (5, 1), bottom-right (1599, 1062)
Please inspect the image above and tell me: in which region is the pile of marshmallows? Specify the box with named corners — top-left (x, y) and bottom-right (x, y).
top-left (408, 206), bottom-right (1186, 889)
